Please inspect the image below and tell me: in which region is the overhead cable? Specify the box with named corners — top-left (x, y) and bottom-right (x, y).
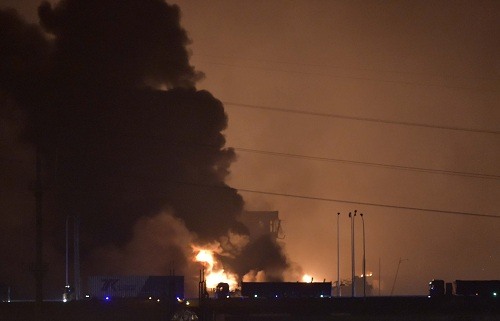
top-left (224, 101), bottom-right (500, 135)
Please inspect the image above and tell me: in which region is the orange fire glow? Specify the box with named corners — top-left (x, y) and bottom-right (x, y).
top-left (302, 274), bottom-right (313, 283)
top-left (193, 246), bottom-right (238, 291)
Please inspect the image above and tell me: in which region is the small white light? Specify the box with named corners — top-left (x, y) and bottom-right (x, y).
top-left (149, 296), bottom-right (152, 300)
top-left (186, 301), bottom-right (190, 306)
top-left (157, 299), bottom-right (160, 302)
top-left (254, 294), bottom-right (257, 298)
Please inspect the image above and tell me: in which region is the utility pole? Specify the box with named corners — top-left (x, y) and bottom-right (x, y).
top-left (390, 258), bottom-right (408, 296)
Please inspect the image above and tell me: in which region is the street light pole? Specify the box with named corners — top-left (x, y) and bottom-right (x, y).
top-left (349, 210), bottom-right (357, 297)
top-left (360, 213), bottom-right (366, 298)
top-left (337, 212), bottom-right (340, 297)
top-left (34, 146), bottom-right (44, 315)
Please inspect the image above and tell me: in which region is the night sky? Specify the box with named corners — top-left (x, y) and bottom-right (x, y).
top-left (0, 0), bottom-right (499, 299)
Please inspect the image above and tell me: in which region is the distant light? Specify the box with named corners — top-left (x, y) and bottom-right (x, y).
top-left (320, 295), bottom-right (324, 298)
top-left (226, 296), bottom-right (229, 298)
top-left (85, 294), bottom-right (90, 298)
top-left (105, 296), bottom-right (110, 301)
top-left (63, 298), bottom-right (67, 303)
top-left (275, 295), bottom-right (278, 298)
top-left (186, 301), bottom-right (190, 306)
top-left (254, 294), bottom-right (258, 298)
top-left (157, 299), bottom-right (160, 302)
top-left (149, 296), bottom-right (152, 300)
top-left (494, 292), bottom-right (497, 297)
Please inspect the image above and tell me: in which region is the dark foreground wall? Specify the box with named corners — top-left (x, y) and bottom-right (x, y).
top-left (0, 296), bottom-right (498, 321)
top-left (0, 300), bottom-right (176, 321)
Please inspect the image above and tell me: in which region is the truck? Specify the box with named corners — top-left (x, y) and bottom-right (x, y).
top-left (429, 279), bottom-right (500, 298)
top-left (88, 275), bottom-right (184, 300)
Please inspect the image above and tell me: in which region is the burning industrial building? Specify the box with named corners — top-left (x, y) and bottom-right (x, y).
top-left (0, 0), bottom-right (300, 299)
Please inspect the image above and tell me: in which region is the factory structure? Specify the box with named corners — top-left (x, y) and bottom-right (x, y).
top-left (238, 210), bottom-right (284, 240)
top-left (65, 211), bottom-right (330, 301)
top-left (55, 210), bottom-right (499, 303)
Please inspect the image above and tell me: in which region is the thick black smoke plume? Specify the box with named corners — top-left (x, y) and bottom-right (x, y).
top-left (0, 0), bottom-right (293, 298)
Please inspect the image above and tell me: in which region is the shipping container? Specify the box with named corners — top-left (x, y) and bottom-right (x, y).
top-left (429, 279), bottom-right (500, 298)
top-left (455, 280), bottom-right (500, 297)
top-left (87, 275), bottom-right (184, 300)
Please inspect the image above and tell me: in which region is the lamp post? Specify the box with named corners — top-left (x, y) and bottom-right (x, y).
top-left (360, 213), bottom-right (366, 298)
top-left (34, 146), bottom-right (44, 314)
top-left (65, 216), bottom-right (70, 289)
top-left (349, 210), bottom-right (357, 297)
top-left (337, 212), bottom-right (341, 297)
top-left (73, 215), bottom-right (80, 300)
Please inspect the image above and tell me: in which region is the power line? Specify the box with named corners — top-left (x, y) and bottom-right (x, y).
top-left (223, 101), bottom-right (500, 135)
top-left (2, 138), bottom-right (499, 181)
top-left (234, 187), bottom-right (500, 219)
top-left (199, 60), bottom-right (498, 93)
top-left (2, 170), bottom-right (497, 219)
top-left (234, 147), bottom-right (500, 180)
top-left (193, 53), bottom-right (500, 83)
top-left (154, 180), bottom-right (500, 219)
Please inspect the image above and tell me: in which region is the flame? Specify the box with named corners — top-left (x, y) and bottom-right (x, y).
top-left (302, 274), bottom-right (313, 283)
top-left (195, 249), bottom-right (214, 266)
top-left (193, 245), bottom-right (238, 291)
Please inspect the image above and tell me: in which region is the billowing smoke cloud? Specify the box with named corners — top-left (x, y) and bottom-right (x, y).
top-left (37, 0), bottom-right (202, 89)
top-left (90, 210), bottom-right (194, 275)
top-left (0, 0), bottom-right (294, 298)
